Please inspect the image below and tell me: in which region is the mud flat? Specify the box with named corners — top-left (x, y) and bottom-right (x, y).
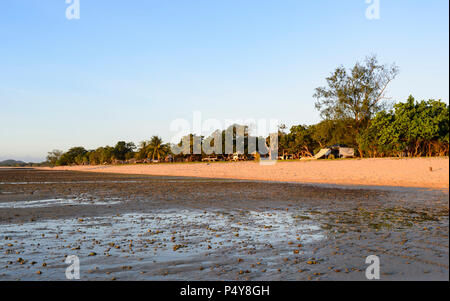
top-left (0, 169), bottom-right (448, 281)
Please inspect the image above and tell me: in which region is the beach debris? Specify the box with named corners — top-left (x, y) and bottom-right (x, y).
top-left (173, 244), bottom-right (186, 251)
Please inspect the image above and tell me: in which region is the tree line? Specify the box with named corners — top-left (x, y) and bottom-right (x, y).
top-left (46, 55), bottom-right (449, 166)
top-left (46, 125), bottom-right (267, 166)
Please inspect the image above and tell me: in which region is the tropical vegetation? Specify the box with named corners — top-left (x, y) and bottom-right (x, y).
top-left (45, 56), bottom-right (449, 166)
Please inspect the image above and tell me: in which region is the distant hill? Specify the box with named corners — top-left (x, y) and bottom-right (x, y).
top-left (0, 159), bottom-right (27, 166)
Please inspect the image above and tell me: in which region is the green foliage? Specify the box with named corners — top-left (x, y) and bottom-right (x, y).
top-left (279, 125), bottom-right (316, 157)
top-left (310, 119), bottom-right (356, 149)
top-left (46, 150), bottom-right (63, 166)
top-left (358, 96), bottom-right (449, 157)
top-left (50, 141), bottom-right (138, 166)
top-left (113, 141), bottom-right (136, 161)
top-left (50, 97), bottom-right (448, 166)
top-left (56, 147), bottom-right (87, 166)
top-left (48, 53), bottom-right (448, 169)
top-left (147, 136), bottom-right (170, 160)
top-left (87, 146), bottom-right (114, 165)
top-left (314, 55), bottom-right (399, 142)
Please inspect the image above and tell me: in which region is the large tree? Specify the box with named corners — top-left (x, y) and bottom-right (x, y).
top-left (309, 119), bottom-right (356, 150)
top-left (46, 150), bottom-right (63, 166)
top-left (113, 141), bottom-right (136, 161)
top-left (313, 55), bottom-right (399, 154)
top-left (147, 136), bottom-right (169, 161)
top-left (280, 125), bottom-right (317, 158)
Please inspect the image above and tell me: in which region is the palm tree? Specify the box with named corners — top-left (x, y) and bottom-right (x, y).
top-left (147, 136), bottom-right (168, 161)
top-left (136, 141), bottom-right (149, 160)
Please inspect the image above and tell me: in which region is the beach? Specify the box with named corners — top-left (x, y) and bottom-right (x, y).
top-left (43, 157), bottom-right (449, 189)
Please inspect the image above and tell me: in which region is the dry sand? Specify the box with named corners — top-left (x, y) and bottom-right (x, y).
top-left (43, 157), bottom-right (449, 189)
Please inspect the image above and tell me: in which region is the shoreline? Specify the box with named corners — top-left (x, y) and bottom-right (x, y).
top-left (38, 157), bottom-right (449, 189)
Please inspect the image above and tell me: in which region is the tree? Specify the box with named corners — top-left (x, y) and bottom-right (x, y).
top-left (310, 119), bottom-right (356, 150)
top-left (46, 150), bottom-right (63, 166)
top-left (136, 141), bottom-right (149, 160)
top-left (280, 125), bottom-right (317, 158)
top-left (392, 96), bottom-right (449, 157)
top-left (313, 55), bottom-right (399, 156)
top-left (356, 110), bottom-right (394, 157)
top-left (358, 96), bottom-right (449, 157)
top-left (56, 147), bottom-right (87, 166)
top-left (147, 136), bottom-right (169, 161)
top-left (113, 141), bottom-right (136, 161)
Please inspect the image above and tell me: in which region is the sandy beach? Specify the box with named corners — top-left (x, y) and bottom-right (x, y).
top-left (43, 157), bottom-right (449, 189)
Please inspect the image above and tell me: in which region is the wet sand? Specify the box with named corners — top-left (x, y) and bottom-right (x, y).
top-left (0, 169), bottom-right (448, 281)
top-left (44, 157), bottom-right (450, 189)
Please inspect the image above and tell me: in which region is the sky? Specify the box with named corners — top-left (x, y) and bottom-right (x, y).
top-left (0, 0), bottom-right (448, 162)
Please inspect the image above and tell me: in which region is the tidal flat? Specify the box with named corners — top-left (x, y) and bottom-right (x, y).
top-left (0, 169), bottom-right (448, 281)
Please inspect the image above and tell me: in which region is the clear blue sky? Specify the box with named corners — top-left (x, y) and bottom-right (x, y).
top-left (0, 0), bottom-right (448, 162)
